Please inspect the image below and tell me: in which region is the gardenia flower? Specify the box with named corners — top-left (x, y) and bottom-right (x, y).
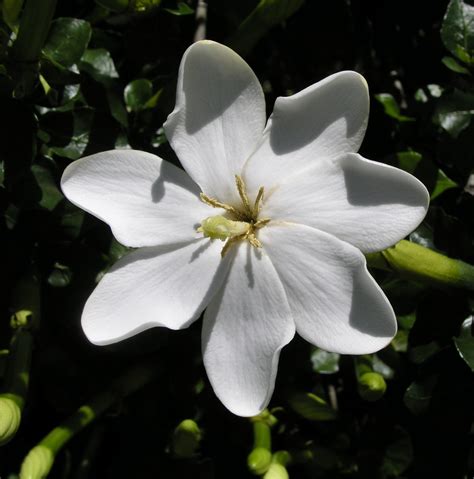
top-left (61, 40), bottom-right (429, 416)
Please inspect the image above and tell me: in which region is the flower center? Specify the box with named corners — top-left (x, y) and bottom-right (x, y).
top-left (197, 175), bottom-right (270, 257)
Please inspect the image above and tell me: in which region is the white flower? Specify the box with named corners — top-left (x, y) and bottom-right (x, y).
top-left (61, 40), bottom-right (429, 416)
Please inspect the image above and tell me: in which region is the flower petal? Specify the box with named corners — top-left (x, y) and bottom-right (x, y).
top-left (61, 150), bottom-right (213, 247)
top-left (261, 153), bottom-right (429, 253)
top-left (164, 40), bottom-right (266, 204)
top-left (82, 239), bottom-right (229, 345)
top-left (202, 243), bottom-right (295, 416)
top-left (244, 71), bottom-right (369, 196)
top-left (260, 223), bottom-right (397, 354)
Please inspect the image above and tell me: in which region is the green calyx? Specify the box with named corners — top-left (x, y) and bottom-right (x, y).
top-left (366, 240), bottom-right (474, 290)
top-left (19, 445), bottom-right (54, 479)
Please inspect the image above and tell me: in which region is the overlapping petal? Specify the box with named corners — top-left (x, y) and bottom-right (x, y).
top-left (260, 153), bottom-right (429, 253)
top-left (202, 243), bottom-right (295, 416)
top-left (61, 150), bottom-right (213, 248)
top-left (260, 223), bottom-right (397, 354)
top-left (164, 40), bottom-right (266, 205)
top-left (82, 239), bottom-right (230, 345)
top-left (243, 71), bottom-right (369, 198)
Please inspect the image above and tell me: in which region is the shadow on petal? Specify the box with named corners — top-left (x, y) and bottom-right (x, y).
top-left (151, 160), bottom-right (200, 203)
top-left (348, 268), bottom-right (397, 339)
top-left (268, 74), bottom-right (367, 156)
top-left (342, 155), bottom-right (427, 207)
top-left (183, 53), bottom-right (250, 135)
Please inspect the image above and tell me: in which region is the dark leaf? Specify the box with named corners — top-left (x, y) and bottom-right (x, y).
top-left (454, 316), bottom-right (474, 371)
top-left (43, 18), bottom-right (92, 68)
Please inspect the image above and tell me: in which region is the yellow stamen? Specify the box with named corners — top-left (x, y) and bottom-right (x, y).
top-left (235, 175), bottom-right (251, 215)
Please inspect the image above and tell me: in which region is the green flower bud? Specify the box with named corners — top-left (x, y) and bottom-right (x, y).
top-left (263, 463), bottom-right (289, 479)
top-left (172, 419), bottom-right (202, 458)
top-left (248, 447), bottom-right (272, 475)
top-left (0, 395), bottom-right (21, 446)
top-left (19, 445), bottom-right (54, 479)
top-left (358, 372), bottom-right (387, 401)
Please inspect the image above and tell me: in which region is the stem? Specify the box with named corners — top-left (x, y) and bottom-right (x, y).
top-left (193, 0), bottom-right (207, 42)
top-left (247, 411), bottom-right (276, 476)
top-left (366, 240), bottom-right (474, 291)
top-left (226, 0), bottom-right (304, 56)
top-left (11, 0), bottom-right (57, 96)
top-left (19, 363), bottom-right (157, 479)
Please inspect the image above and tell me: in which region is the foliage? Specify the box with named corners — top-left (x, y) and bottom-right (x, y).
top-left (0, 0), bottom-right (473, 478)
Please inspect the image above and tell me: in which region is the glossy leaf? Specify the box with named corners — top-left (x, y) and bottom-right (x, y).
top-left (124, 79), bottom-right (153, 112)
top-left (441, 0), bottom-right (474, 63)
top-left (43, 18), bottom-right (92, 68)
top-left (288, 393), bottom-right (337, 421)
top-left (404, 375), bottom-right (438, 415)
top-left (454, 316), bottom-right (474, 371)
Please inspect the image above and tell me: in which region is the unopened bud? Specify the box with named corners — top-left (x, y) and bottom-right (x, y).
top-left (172, 419), bottom-right (202, 458)
top-left (263, 463), bottom-right (289, 479)
top-left (358, 372), bottom-right (387, 401)
top-left (19, 445), bottom-right (54, 479)
top-left (0, 395), bottom-right (21, 445)
top-left (248, 447), bottom-right (272, 475)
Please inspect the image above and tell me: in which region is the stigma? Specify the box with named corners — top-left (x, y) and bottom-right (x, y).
top-left (198, 175), bottom-right (270, 257)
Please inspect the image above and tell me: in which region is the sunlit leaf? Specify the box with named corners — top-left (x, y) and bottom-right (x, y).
top-left (310, 348), bottom-right (340, 374)
top-left (442, 55), bottom-right (471, 74)
top-left (375, 93), bottom-right (415, 122)
top-left (164, 2), bottom-right (194, 15)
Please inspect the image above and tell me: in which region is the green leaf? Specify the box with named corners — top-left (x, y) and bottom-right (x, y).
top-left (79, 48), bottom-right (119, 83)
top-left (404, 375), bottom-right (438, 415)
top-left (95, 0), bottom-right (129, 12)
top-left (441, 0), bottom-right (474, 63)
top-left (375, 93), bottom-right (415, 122)
top-left (164, 2), bottom-right (194, 15)
top-left (43, 18), bottom-right (92, 68)
top-left (442, 55), bottom-right (471, 74)
top-left (396, 151), bottom-right (422, 175)
top-left (3, 0), bottom-right (24, 30)
top-left (454, 316), bottom-right (474, 371)
top-left (31, 164), bottom-right (63, 211)
top-left (124, 79), bottom-right (153, 112)
top-left (47, 263), bottom-right (72, 288)
top-left (431, 169), bottom-right (458, 199)
top-left (380, 426), bottom-right (414, 478)
top-left (288, 393), bottom-right (337, 421)
top-left (48, 108), bottom-right (94, 160)
top-left (433, 89), bottom-right (474, 137)
top-left (310, 348), bottom-right (340, 374)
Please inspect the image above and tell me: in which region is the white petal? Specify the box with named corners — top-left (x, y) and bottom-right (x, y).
top-left (61, 150), bottom-right (213, 247)
top-left (202, 243), bottom-right (295, 416)
top-left (82, 239), bottom-right (229, 345)
top-left (244, 71), bottom-right (369, 197)
top-left (260, 224), bottom-right (396, 354)
top-left (164, 40), bottom-right (266, 205)
top-left (261, 153), bottom-right (429, 253)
